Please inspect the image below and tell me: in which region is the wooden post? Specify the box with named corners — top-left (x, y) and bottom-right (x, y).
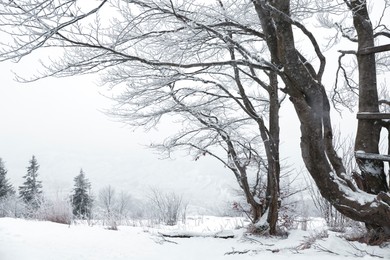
top-left (355, 152), bottom-right (390, 162)
top-left (357, 112), bottom-right (390, 120)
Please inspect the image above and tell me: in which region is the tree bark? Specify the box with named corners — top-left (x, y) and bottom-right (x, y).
top-left (252, 3), bottom-right (281, 234)
top-left (266, 71), bottom-right (280, 235)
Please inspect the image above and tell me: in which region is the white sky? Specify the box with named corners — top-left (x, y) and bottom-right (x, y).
top-left (0, 54), bottom-right (362, 207)
top-left (0, 60), bottom-right (243, 208)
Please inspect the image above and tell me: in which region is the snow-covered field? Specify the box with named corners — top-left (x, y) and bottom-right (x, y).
top-left (0, 217), bottom-right (389, 260)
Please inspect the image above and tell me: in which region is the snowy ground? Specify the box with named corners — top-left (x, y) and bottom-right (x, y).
top-left (0, 217), bottom-right (389, 260)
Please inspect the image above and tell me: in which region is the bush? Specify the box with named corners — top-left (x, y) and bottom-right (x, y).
top-left (147, 188), bottom-right (187, 226)
top-left (95, 186), bottom-right (143, 229)
top-left (0, 194), bottom-right (25, 218)
top-left (35, 195), bottom-right (73, 225)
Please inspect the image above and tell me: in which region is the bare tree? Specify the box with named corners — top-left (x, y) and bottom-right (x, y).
top-left (99, 186), bottom-right (116, 216)
top-left (98, 185), bottom-right (117, 229)
top-left (117, 191), bottom-right (133, 221)
top-left (0, 0), bottom-right (389, 240)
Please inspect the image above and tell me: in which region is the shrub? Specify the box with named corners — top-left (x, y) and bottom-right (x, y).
top-left (36, 195), bottom-right (73, 225)
top-left (0, 194), bottom-right (25, 218)
top-left (147, 188), bottom-right (187, 226)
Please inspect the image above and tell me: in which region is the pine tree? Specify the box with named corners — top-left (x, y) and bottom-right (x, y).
top-left (18, 155), bottom-right (43, 210)
top-left (71, 169), bottom-right (93, 219)
top-left (0, 158), bottom-right (15, 199)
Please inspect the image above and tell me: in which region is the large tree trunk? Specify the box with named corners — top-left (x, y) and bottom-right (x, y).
top-left (349, 0), bottom-right (389, 236)
top-left (253, 0), bottom-right (390, 240)
top-left (350, 0), bottom-right (389, 195)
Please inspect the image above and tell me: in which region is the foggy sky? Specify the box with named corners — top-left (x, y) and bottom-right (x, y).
top-left (0, 58), bottom-right (358, 209)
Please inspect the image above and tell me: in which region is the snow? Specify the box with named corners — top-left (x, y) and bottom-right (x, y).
top-left (331, 171), bottom-right (378, 206)
top-left (0, 217), bottom-right (389, 260)
top-left (338, 182), bottom-right (377, 206)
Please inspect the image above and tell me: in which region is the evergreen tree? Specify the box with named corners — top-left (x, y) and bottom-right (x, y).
top-left (0, 158), bottom-right (15, 199)
top-left (18, 155), bottom-right (43, 210)
top-left (71, 169), bottom-right (93, 219)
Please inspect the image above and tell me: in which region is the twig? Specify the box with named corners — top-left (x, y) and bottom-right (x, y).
top-left (161, 236), bottom-right (178, 244)
top-left (346, 241), bottom-right (384, 258)
top-left (152, 234), bottom-right (179, 244)
top-left (313, 244), bottom-right (339, 255)
top-left (241, 233), bottom-right (275, 246)
top-left (224, 248), bottom-right (250, 255)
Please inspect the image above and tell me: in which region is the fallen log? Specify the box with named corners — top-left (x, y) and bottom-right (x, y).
top-left (158, 230), bottom-right (234, 239)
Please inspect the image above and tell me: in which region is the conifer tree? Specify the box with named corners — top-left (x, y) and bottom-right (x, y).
top-left (0, 158), bottom-right (15, 199)
top-left (18, 155), bottom-right (43, 210)
top-left (71, 169), bottom-right (93, 219)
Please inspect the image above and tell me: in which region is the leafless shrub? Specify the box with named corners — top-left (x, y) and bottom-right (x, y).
top-left (277, 169), bottom-right (308, 232)
top-left (306, 174), bottom-right (351, 231)
top-left (0, 194), bottom-right (25, 218)
top-left (35, 194), bottom-right (73, 225)
top-left (147, 188), bottom-right (187, 226)
top-left (96, 185), bottom-right (137, 229)
top-left (22, 196), bottom-right (45, 219)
